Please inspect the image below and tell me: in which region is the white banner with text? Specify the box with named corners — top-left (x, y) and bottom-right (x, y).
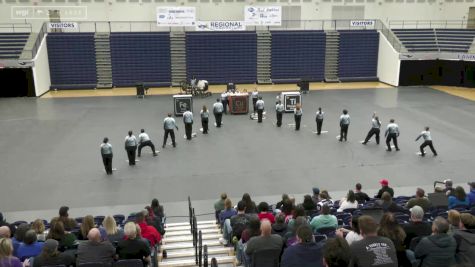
top-left (244, 6), bottom-right (281, 26)
top-left (196, 21), bottom-right (246, 31)
top-left (156, 7), bottom-right (196, 27)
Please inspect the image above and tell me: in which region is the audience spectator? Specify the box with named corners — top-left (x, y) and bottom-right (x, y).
top-left (467, 182), bottom-right (475, 206)
top-left (354, 183), bottom-right (370, 203)
top-left (312, 188), bottom-right (321, 205)
top-left (281, 199), bottom-right (295, 221)
top-left (310, 204), bottom-right (337, 233)
top-left (448, 186), bottom-right (470, 209)
top-left (144, 207), bottom-right (165, 236)
top-left (245, 220), bottom-right (283, 264)
top-left (50, 206), bottom-right (77, 231)
top-left (16, 230), bottom-right (44, 261)
top-left (78, 215), bottom-right (95, 240)
top-left (349, 215), bottom-right (398, 267)
top-left (453, 213), bottom-right (475, 266)
top-left (276, 194), bottom-right (290, 211)
top-left (402, 206), bottom-right (431, 249)
top-left (150, 198), bottom-right (164, 219)
top-left (214, 193), bottom-right (227, 215)
top-left (271, 213), bottom-right (288, 238)
top-left (0, 238), bottom-right (23, 267)
top-left (0, 213), bottom-right (10, 232)
top-left (414, 217), bottom-right (456, 267)
top-left (46, 221), bottom-right (77, 252)
top-left (31, 220), bottom-right (46, 242)
top-left (317, 191), bottom-right (334, 210)
top-left (101, 216), bottom-right (124, 244)
top-left (218, 198), bottom-right (237, 227)
top-left (77, 228), bottom-right (115, 266)
top-left (377, 213), bottom-right (410, 266)
top-left (117, 222), bottom-right (151, 266)
top-left (287, 205), bottom-right (307, 229)
top-left (322, 237), bottom-right (351, 267)
top-left (135, 211), bottom-right (161, 246)
top-left (32, 239), bottom-right (74, 267)
top-left (284, 216), bottom-right (309, 247)
top-left (281, 224), bottom-right (324, 267)
top-left (302, 195), bottom-right (317, 213)
top-left (444, 180), bottom-right (456, 197)
top-left (375, 192), bottom-right (406, 213)
top-left (336, 215), bottom-right (362, 245)
top-left (242, 193), bottom-right (258, 214)
top-left (375, 179), bottom-right (395, 198)
top-left (257, 202), bottom-right (275, 224)
top-left (337, 190), bottom-right (358, 212)
top-left (12, 223), bottom-right (29, 256)
top-left (0, 226), bottom-right (11, 238)
top-left (228, 201), bottom-right (253, 242)
top-left (448, 210), bottom-right (461, 233)
top-left (236, 217), bottom-right (261, 265)
top-left (405, 188), bottom-right (431, 212)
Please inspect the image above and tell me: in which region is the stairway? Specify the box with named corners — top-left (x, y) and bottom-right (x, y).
top-left (94, 33), bottom-right (113, 89)
top-left (324, 31), bottom-right (340, 83)
top-left (256, 31), bottom-right (272, 84)
top-left (159, 220), bottom-right (236, 267)
top-left (170, 31), bottom-right (187, 87)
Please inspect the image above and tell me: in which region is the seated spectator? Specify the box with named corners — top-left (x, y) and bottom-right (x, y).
top-left (322, 237), bottom-right (351, 267)
top-left (284, 216), bottom-right (308, 247)
top-left (219, 198), bottom-right (237, 227)
top-left (414, 217), bottom-right (456, 267)
top-left (281, 199), bottom-right (295, 222)
top-left (302, 195), bottom-right (317, 214)
top-left (12, 223), bottom-right (29, 256)
top-left (375, 179), bottom-right (394, 198)
top-left (467, 182), bottom-right (475, 207)
top-left (117, 222), bottom-right (151, 266)
top-left (245, 220), bottom-right (283, 264)
top-left (46, 221), bottom-right (77, 251)
top-left (271, 213), bottom-right (287, 238)
top-left (50, 206), bottom-right (77, 231)
top-left (405, 188), bottom-right (431, 212)
top-left (402, 206), bottom-right (431, 249)
top-left (310, 204), bottom-right (337, 233)
top-left (287, 205), bottom-right (307, 229)
top-left (375, 192), bottom-right (406, 213)
top-left (150, 198), bottom-right (164, 219)
top-left (135, 210), bottom-right (161, 246)
top-left (16, 230), bottom-right (44, 261)
top-left (236, 217), bottom-right (261, 265)
top-left (349, 215), bottom-right (398, 267)
top-left (257, 202), bottom-right (275, 224)
top-left (336, 215), bottom-right (362, 245)
top-left (32, 239), bottom-right (75, 267)
top-left (78, 215), bottom-right (95, 240)
top-left (448, 186), bottom-right (469, 209)
top-left (448, 210), bottom-right (461, 233)
top-left (337, 190), bottom-right (358, 212)
top-left (0, 226), bottom-right (10, 238)
top-left (101, 216), bottom-right (124, 244)
top-left (0, 238), bottom-right (22, 267)
top-left (312, 188), bottom-right (320, 205)
top-left (276, 194), bottom-right (290, 211)
top-left (281, 224), bottom-right (324, 267)
top-left (77, 228), bottom-right (115, 266)
top-left (444, 179), bottom-right (456, 197)
top-left (224, 201), bottom-right (254, 244)
top-left (354, 183), bottom-right (370, 203)
top-left (377, 212), bottom-right (410, 266)
top-left (31, 219), bottom-right (46, 242)
top-left (214, 193), bottom-right (227, 217)
top-left (453, 213), bottom-right (475, 266)
top-left (0, 213), bottom-right (10, 230)
top-left (242, 193), bottom-right (258, 214)
top-left (317, 191), bottom-right (334, 210)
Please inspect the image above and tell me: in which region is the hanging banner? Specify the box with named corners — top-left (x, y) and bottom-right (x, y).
top-left (350, 20), bottom-right (375, 27)
top-left (244, 6), bottom-right (282, 26)
top-left (48, 22), bottom-right (78, 29)
top-left (156, 7), bottom-right (196, 27)
top-left (196, 21), bottom-right (246, 31)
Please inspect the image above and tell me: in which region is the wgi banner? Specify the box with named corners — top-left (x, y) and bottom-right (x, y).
top-left (48, 22), bottom-right (78, 29)
top-left (196, 21), bottom-right (246, 31)
top-left (350, 20), bottom-right (375, 27)
top-left (157, 7), bottom-right (196, 27)
top-left (244, 6), bottom-right (282, 26)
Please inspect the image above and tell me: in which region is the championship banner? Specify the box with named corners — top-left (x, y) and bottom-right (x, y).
top-left (196, 21), bottom-right (246, 31)
top-left (244, 6), bottom-right (281, 26)
top-left (350, 20), bottom-right (375, 27)
top-left (48, 22), bottom-right (78, 29)
top-left (173, 95), bottom-right (193, 116)
top-left (157, 7), bottom-right (196, 27)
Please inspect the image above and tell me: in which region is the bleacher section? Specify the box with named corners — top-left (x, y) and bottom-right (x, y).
top-left (47, 33), bottom-right (97, 89)
top-left (0, 33), bottom-right (30, 59)
top-left (186, 32), bottom-right (257, 84)
top-left (271, 31), bottom-right (326, 83)
top-left (338, 30), bottom-right (379, 82)
top-left (393, 28), bottom-right (475, 53)
top-left (110, 32), bottom-right (171, 87)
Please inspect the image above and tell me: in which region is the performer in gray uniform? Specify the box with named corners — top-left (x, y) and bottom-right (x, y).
top-left (256, 96), bottom-right (265, 123)
top-left (125, 130), bottom-right (138, 165)
top-left (415, 126), bottom-right (437, 156)
top-left (183, 108), bottom-right (193, 140)
top-left (100, 137), bottom-right (113, 175)
top-left (251, 89), bottom-right (259, 114)
top-left (339, 109), bottom-right (350, 142)
top-left (275, 100), bottom-right (284, 127)
top-left (385, 119), bottom-right (400, 151)
top-left (201, 105), bottom-right (209, 134)
top-left (138, 129), bottom-right (157, 157)
top-left (163, 113), bottom-right (178, 148)
top-left (362, 113), bottom-right (381, 145)
top-left (221, 91), bottom-right (228, 114)
top-left (213, 98), bottom-right (224, 127)
top-left (294, 103), bottom-right (303, 131)
top-left (315, 107), bottom-right (324, 135)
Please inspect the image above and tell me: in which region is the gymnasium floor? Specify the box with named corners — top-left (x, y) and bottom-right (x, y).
top-left (2, 83), bottom-right (475, 222)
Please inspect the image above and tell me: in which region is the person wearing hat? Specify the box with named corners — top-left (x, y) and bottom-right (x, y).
top-left (415, 126), bottom-right (438, 156)
top-left (256, 96), bottom-right (265, 123)
top-left (375, 179), bottom-right (394, 198)
top-left (468, 182), bottom-right (475, 207)
top-left (100, 137), bottom-right (113, 175)
top-left (213, 98), bottom-right (224, 127)
top-left (402, 206), bottom-right (432, 249)
top-left (32, 239), bottom-right (75, 267)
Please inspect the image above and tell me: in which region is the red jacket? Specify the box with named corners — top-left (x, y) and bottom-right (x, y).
top-left (138, 222), bottom-right (161, 246)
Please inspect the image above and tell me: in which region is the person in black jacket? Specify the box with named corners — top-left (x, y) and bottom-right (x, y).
top-left (375, 179), bottom-right (395, 198)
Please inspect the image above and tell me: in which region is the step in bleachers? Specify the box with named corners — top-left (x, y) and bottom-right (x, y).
top-left (186, 32), bottom-right (257, 84)
top-left (47, 33), bottom-right (97, 89)
top-left (392, 28), bottom-right (475, 53)
top-left (338, 30), bottom-right (379, 82)
top-left (110, 32), bottom-right (171, 87)
top-left (271, 31), bottom-right (326, 83)
top-left (0, 33), bottom-right (30, 59)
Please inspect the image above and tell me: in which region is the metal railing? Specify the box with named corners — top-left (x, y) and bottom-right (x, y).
top-left (389, 20), bottom-right (475, 29)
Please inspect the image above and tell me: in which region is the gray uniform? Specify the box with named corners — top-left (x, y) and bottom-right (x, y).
top-left (125, 135), bottom-right (137, 165)
top-left (385, 123), bottom-right (400, 151)
top-left (416, 130), bottom-right (437, 156)
top-left (339, 114), bottom-right (350, 141)
top-left (256, 99), bottom-right (265, 123)
top-left (163, 117), bottom-right (177, 148)
top-left (183, 111), bottom-right (193, 140)
top-left (101, 143), bottom-right (113, 174)
top-left (276, 103), bottom-right (284, 127)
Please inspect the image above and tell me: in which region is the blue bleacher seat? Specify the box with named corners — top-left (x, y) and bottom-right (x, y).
top-left (393, 28), bottom-right (475, 53)
top-left (0, 32), bottom-right (30, 59)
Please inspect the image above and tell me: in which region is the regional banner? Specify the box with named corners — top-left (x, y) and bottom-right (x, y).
top-left (244, 6), bottom-right (282, 26)
top-left (195, 21), bottom-right (246, 31)
top-left (156, 7), bottom-right (196, 27)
